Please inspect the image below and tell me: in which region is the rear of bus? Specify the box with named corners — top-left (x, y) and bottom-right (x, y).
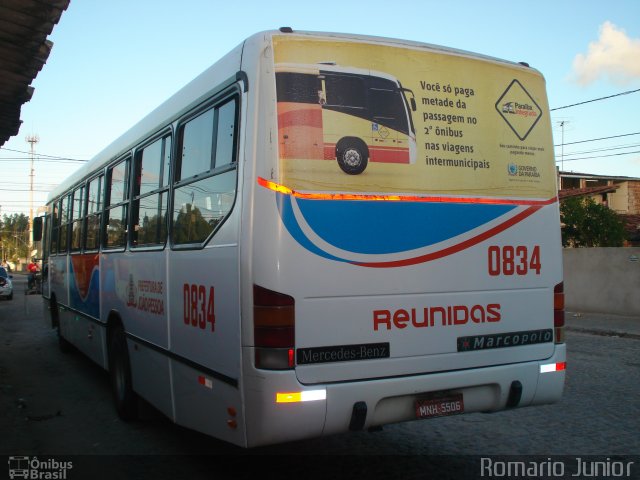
top-left (242, 31), bottom-right (565, 447)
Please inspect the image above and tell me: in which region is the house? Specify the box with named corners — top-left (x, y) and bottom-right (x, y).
top-left (558, 171), bottom-right (640, 245)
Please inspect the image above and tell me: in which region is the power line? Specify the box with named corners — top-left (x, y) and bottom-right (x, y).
top-left (550, 88), bottom-right (640, 111)
top-left (0, 189), bottom-right (52, 192)
top-left (0, 182), bottom-right (58, 187)
top-left (553, 131), bottom-right (640, 148)
top-left (0, 157), bottom-right (87, 163)
top-left (0, 146), bottom-right (88, 162)
top-left (558, 143), bottom-right (640, 157)
top-left (555, 149), bottom-right (640, 163)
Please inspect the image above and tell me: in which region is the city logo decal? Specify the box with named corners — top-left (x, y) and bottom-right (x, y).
top-left (495, 79), bottom-right (542, 141)
top-left (126, 273), bottom-right (137, 307)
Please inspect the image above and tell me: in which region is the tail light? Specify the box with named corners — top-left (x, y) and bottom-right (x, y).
top-left (554, 282), bottom-right (565, 344)
top-left (254, 285), bottom-right (295, 370)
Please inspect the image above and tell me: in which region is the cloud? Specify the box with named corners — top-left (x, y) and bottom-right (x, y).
top-left (572, 21), bottom-right (640, 86)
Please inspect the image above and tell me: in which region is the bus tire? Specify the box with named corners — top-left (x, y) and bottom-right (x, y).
top-left (337, 139), bottom-right (368, 175)
top-left (109, 326), bottom-right (138, 421)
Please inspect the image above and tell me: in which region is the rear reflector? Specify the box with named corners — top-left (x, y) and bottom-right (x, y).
top-left (553, 282), bottom-right (565, 344)
top-left (554, 309), bottom-right (565, 327)
top-left (554, 290), bottom-right (565, 310)
top-left (540, 362), bottom-right (567, 374)
top-left (197, 376), bottom-right (213, 389)
top-left (276, 389), bottom-right (327, 403)
top-left (254, 285), bottom-right (295, 370)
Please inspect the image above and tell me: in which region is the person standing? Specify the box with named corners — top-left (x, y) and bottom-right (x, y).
top-left (27, 258), bottom-right (39, 289)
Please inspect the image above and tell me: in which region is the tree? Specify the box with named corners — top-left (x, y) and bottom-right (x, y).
top-left (560, 197), bottom-right (625, 247)
top-left (0, 213), bottom-right (30, 261)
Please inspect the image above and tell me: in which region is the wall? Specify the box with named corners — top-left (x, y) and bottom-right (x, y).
top-left (609, 182), bottom-right (628, 213)
top-left (629, 181), bottom-right (640, 214)
top-left (563, 247), bottom-right (640, 316)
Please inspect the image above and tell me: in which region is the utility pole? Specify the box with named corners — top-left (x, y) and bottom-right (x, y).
top-left (26, 134), bottom-right (39, 248)
top-left (559, 121), bottom-right (565, 171)
top-left (556, 121), bottom-right (568, 191)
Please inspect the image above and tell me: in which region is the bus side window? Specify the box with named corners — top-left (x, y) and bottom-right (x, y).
top-left (178, 109), bottom-right (214, 180)
top-left (369, 87), bottom-right (409, 135)
top-left (104, 157), bottom-right (130, 249)
top-left (70, 185), bottom-right (84, 252)
top-left (275, 72), bottom-right (320, 104)
top-left (58, 194), bottom-right (70, 253)
top-left (213, 100), bottom-right (236, 168)
top-left (105, 205), bottom-right (127, 248)
top-left (85, 174), bottom-right (103, 250)
top-left (173, 95), bottom-right (238, 246)
top-left (50, 201), bottom-right (59, 255)
top-left (324, 74), bottom-right (366, 109)
top-left (172, 171), bottom-right (236, 245)
top-left (131, 135), bottom-right (170, 247)
top-left (42, 213), bottom-right (50, 262)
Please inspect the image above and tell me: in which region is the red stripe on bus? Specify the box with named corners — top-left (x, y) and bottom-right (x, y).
top-left (324, 144), bottom-right (335, 160)
top-left (370, 146), bottom-right (410, 163)
top-left (277, 106), bottom-right (323, 129)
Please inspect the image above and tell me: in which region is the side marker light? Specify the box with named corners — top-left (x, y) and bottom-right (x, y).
top-left (276, 389), bottom-right (327, 403)
top-left (540, 362), bottom-right (566, 373)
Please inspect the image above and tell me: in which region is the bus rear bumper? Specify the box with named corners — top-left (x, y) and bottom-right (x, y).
top-left (323, 343), bottom-right (566, 435)
top-left (243, 344), bottom-right (565, 447)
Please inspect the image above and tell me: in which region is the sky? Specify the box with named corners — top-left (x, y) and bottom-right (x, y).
top-left (1, 0), bottom-right (639, 216)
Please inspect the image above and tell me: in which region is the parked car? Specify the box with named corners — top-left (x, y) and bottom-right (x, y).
top-left (0, 266), bottom-right (13, 300)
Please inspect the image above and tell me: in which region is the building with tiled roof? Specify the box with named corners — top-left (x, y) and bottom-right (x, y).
top-left (559, 171), bottom-right (640, 245)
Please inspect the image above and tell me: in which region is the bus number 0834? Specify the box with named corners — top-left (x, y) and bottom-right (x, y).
top-left (488, 245), bottom-right (541, 276)
top-left (183, 283), bottom-right (216, 331)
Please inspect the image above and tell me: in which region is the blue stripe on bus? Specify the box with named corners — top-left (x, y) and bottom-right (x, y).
top-left (288, 197), bottom-right (516, 255)
top-left (276, 193), bottom-right (350, 263)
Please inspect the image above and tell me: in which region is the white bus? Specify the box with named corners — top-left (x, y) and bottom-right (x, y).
top-left (40, 29), bottom-right (565, 448)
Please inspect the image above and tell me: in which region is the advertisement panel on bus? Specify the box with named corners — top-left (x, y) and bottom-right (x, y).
top-left (273, 35), bottom-right (555, 200)
top-left (270, 35), bottom-right (557, 269)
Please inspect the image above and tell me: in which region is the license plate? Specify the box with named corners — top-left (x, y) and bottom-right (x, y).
top-left (415, 393), bottom-right (464, 419)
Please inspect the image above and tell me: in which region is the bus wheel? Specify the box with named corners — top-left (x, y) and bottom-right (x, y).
top-left (109, 326), bottom-right (138, 421)
top-left (337, 140), bottom-right (368, 175)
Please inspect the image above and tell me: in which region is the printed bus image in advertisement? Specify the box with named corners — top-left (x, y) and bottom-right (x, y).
top-left (276, 63), bottom-right (418, 174)
top-left (38, 29), bottom-right (565, 448)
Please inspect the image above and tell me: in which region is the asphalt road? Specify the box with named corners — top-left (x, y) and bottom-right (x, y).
top-left (1, 273), bottom-right (638, 480)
